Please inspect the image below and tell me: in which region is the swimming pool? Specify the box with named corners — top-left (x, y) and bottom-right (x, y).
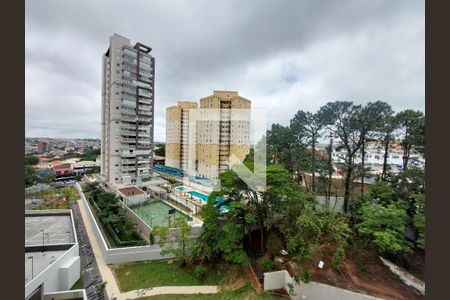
top-left (130, 200), bottom-right (190, 228)
top-left (175, 186), bottom-right (188, 191)
top-left (188, 191), bottom-right (209, 202)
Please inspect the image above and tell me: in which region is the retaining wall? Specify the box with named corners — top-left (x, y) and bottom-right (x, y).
top-left (263, 270), bottom-right (381, 300)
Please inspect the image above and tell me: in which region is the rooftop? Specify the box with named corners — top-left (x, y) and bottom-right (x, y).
top-left (118, 186), bottom-right (145, 197)
top-left (25, 212), bottom-right (75, 246)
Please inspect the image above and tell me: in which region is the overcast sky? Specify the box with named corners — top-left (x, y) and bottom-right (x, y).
top-left (25, 0), bottom-right (424, 142)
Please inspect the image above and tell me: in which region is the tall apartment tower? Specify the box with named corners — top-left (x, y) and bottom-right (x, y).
top-left (166, 101), bottom-right (199, 170)
top-left (165, 91), bottom-right (251, 179)
top-left (101, 34), bottom-right (155, 186)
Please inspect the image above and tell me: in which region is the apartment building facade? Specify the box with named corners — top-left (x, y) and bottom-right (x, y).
top-left (101, 34), bottom-right (155, 186)
top-left (165, 91), bottom-right (251, 179)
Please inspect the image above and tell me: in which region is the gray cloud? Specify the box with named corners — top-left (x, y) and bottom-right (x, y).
top-left (25, 0), bottom-right (424, 141)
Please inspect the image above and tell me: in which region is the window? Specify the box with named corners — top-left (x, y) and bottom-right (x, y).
top-left (115, 149), bottom-right (119, 152)
top-left (115, 164), bottom-right (118, 166)
top-left (116, 106), bottom-right (119, 109)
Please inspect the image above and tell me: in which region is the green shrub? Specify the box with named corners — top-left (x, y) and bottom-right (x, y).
top-left (332, 246), bottom-right (345, 270)
top-left (193, 264), bottom-right (206, 280)
top-left (257, 257), bottom-right (275, 272)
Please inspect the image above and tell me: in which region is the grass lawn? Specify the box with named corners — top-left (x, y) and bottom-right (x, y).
top-left (135, 284), bottom-right (284, 300)
top-left (114, 260), bottom-right (223, 292)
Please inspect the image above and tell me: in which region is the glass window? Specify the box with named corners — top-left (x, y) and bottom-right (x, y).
top-left (123, 48), bottom-right (137, 58)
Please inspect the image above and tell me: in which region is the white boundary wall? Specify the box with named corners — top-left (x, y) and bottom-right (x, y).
top-left (76, 183), bottom-right (178, 264)
top-left (263, 270), bottom-right (382, 300)
top-left (25, 242), bottom-right (80, 297)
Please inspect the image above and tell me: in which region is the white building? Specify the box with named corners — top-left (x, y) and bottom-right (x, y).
top-left (25, 210), bottom-right (85, 300)
top-left (101, 33), bottom-right (155, 187)
top-left (331, 141), bottom-right (425, 174)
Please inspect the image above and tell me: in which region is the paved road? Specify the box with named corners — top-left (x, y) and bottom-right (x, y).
top-left (72, 202), bottom-right (108, 300)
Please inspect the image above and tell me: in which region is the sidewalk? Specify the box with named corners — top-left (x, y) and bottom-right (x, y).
top-left (77, 197), bottom-right (218, 300)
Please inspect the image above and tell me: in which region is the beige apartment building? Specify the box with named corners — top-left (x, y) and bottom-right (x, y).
top-left (166, 91), bottom-right (251, 179)
top-left (101, 33), bottom-right (155, 186)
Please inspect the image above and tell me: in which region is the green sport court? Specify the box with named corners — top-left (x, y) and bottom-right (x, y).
top-left (130, 200), bottom-right (191, 228)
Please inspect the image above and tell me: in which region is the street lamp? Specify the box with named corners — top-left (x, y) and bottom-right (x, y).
top-left (41, 229), bottom-right (45, 250)
top-left (27, 256), bottom-right (34, 279)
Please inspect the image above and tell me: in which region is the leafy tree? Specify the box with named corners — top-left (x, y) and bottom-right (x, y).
top-left (355, 101), bottom-right (394, 197)
top-left (379, 115), bottom-right (398, 180)
top-left (155, 216), bottom-right (194, 265)
top-left (396, 110), bottom-right (425, 171)
top-left (25, 165), bottom-right (36, 186)
top-left (25, 154), bottom-right (39, 165)
top-left (413, 194), bottom-right (425, 249)
top-left (368, 181), bottom-right (397, 206)
top-left (357, 203), bottom-right (411, 255)
top-left (243, 147), bottom-right (254, 162)
top-left (317, 101), bottom-right (364, 213)
top-left (290, 110), bottom-right (324, 193)
top-left (155, 144), bottom-right (165, 157)
top-left (43, 172), bottom-right (56, 184)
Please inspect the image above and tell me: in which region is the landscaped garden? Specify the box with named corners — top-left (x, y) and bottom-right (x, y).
top-left (113, 260), bottom-right (222, 292)
top-left (26, 186), bottom-right (79, 209)
top-left (83, 182), bottom-right (146, 247)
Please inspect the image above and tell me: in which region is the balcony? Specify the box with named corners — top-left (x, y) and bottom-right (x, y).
top-left (138, 98), bottom-right (152, 105)
top-left (138, 89), bottom-right (152, 98)
top-left (122, 166), bottom-right (136, 172)
top-left (138, 110), bottom-right (152, 116)
top-left (121, 159), bottom-right (136, 164)
top-left (122, 137), bottom-right (136, 143)
top-left (138, 116), bottom-right (151, 122)
top-left (121, 115), bottom-right (137, 122)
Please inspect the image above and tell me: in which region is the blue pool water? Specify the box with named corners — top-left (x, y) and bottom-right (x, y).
top-left (188, 191), bottom-right (209, 202)
top-left (176, 186), bottom-right (187, 191)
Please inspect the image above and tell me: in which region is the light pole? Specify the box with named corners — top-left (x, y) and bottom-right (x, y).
top-left (27, 256), bottom-right (34, 279)
top-left (41, 229), bottom-right (45, 250)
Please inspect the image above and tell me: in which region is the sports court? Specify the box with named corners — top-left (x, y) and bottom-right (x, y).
top-left (130, 200), bottom-right (190, 228)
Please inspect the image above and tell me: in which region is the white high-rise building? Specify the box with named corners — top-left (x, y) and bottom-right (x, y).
top-left (101, 33), bottom-right (155, 186)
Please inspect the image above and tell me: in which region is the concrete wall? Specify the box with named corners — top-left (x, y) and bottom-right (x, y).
top-left (263, 270), bottom-right (381, 300)
top-left (76, 183), bottom-right (190, 265)
top-left (123, 193), bottom-right (147, 206)
top-left (120, 199), bottom-right (153, 241)
top-left (43, 289), bottom-right (87, 300)
top-left (25, 244), bottom-right (80, 298)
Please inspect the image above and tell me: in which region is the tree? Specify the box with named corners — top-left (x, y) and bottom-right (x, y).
top-left (155, 144), bottom-right (165, 157)
top-left (317, 101), bottom-right (364, 213)
top-left (413, 194), bottom-right (425, 249)
top-left (43, 172), bottom-right (56, 184)
top-left (396, 110), bottom-right (425, 171)
top-left (379, 115), bottom-right (398, 180)
top-left (154, 216), bottom-right (194, 265)
top-left (357, 202), bottom-right (411, 255)
top-left (290, 110), bottom-right (324, 193)
top-left (25, 154), bottom-right (39, 165)
top-left (25, 165), bottom-right (36, 186)
top-left (356, 101), bottom-right (394, 197)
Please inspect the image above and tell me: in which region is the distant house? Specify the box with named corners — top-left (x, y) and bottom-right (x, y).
top-left (117, 186), bottom-right (147, 206)
top-left (153, 155), bottom-right (165, 165)
top-left (52, 164), bottom-right (73, 177)
top-left (73, 161), bottom-right (97, 175)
